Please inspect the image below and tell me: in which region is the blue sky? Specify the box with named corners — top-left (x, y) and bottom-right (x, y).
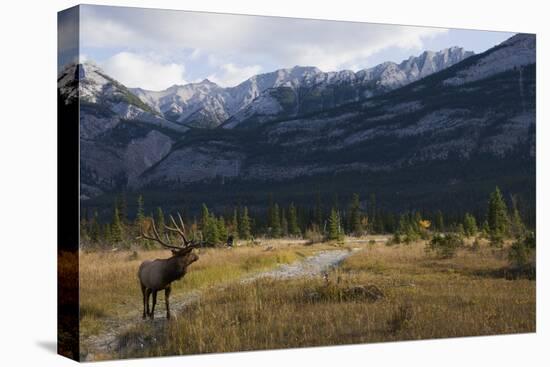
top-left (63, 5), bottom-right (515, 90)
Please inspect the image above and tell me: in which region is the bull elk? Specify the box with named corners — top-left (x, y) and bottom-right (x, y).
top-left (138, 213), bottom-right (200, 320)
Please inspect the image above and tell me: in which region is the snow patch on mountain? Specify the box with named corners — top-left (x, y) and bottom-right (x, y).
top-left (133, 48), bottom-right (473, 129)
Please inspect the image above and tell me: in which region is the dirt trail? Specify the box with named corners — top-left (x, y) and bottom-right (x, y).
top-left (243, 249), bottom-right (353, 281)
top-left (81, 249), bottom-right (356, 361)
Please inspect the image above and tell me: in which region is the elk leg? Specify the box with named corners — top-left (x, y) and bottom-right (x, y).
top-left (145, 288), bottom-right (152, 317)
top-left (150, 290), bottom-right (157, 319)
top-left (141, 284), bottom-right (147, 319)
top-left (165, 286), bottom-right (171, 319)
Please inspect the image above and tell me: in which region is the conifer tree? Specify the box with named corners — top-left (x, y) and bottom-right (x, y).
top-left (348, 193), bottom-right (362, 236)
top-left (155, 207), bottom-right (165, 236)
top-left (481, 220), bottom-right (490, 236)
top-left (434, 210), bottom-right (444, 232)
top-left (103, 223), bottom-right (112, 243)
top-left (89, 210), bottom-right (100, 243)
top-left (80, 219), bottom-right (89, 243)
top-left (288, 203), bottom-right (301, 236)
top-left (200, 203), bottom-right (210, 230)
top-left (239, 206), bottom-right (252, 240)
top-left (315, 191), bottom-right (323, 227)
top-left (204, 214), bottom-right (220, 244)
top-left (232, 208), bottom-right (239, 238)
top-left (217, 216), bottom-right (228, 241)
top-left (487, 187), bottom-right (509, 244)
top-left (413, 211), bottom-right (422, 233)
top-left (267, 193), bottom-right (274, 225)
top-left (111, 205), bottom-right (124, 243)
top-left (270, 203), bottom-right (281, 237)
top-left (136, 195), bottom-right (145, 224)
top-left (328, 207), bottom-right (343, 241)
top-left (368, 193), bottom-right (377, 233)
top-left (463, 213), bottom-right (478, 237)
top-left (510, 198), bottom-right (526, 238)
top-left (397, 214), bottom-right (409, 235)
top-left (281, 208), bottom-right (288, 237)
top-left (118, 193), bottom-right (128, 225)
top-left (374, 210), bottom-right (385, 234)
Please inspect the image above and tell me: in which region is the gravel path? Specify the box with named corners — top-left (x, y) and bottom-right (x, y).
top-left (80, 249), bottom-right (356, 361)
top-left (243, 249), bottom-right (353, 281)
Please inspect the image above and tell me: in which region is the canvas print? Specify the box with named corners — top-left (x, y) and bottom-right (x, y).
top-left (57, 4), bottom-right (536, 362)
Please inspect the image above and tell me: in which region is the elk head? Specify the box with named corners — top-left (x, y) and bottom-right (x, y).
top-left (139, 213), bottom-right (200, 267)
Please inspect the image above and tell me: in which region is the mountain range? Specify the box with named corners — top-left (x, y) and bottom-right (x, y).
top-left (58, 33), bottom-right (536, 215)
top-left (129, 46), bottom-right (474, 129)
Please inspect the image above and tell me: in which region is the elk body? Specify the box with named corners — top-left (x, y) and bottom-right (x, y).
top-left (138, 214), bottom-right (200, 320)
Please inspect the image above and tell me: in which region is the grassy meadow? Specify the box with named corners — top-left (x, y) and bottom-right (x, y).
top-left (79, 240), bottom-right (339, 344)
top-left (78, 236), bottom-right (535, 360)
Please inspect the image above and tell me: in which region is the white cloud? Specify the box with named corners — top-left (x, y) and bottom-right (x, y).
top-left (208, 63), bottom-right (263, 87)
top-left (101, 52), bottom-right (187, 90)
top-left (80, 5), bottom-right (448, 73)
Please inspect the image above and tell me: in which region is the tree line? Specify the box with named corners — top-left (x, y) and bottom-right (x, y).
top-left (80, 187), bottom-right (532, 248)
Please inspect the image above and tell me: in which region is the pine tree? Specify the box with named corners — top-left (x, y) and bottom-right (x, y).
top-left (509, 204), bottom-right (526, 239)
top-left (204, 214), bottom-right (220, 244)
top-left (368, 193), bottom-right (377, 233)
top-left (328, 207), bottom-right (343, 241)
top-left (481, 220), bottom-right (490, 236)
top-left (397, 214), bottom-right (408, 235)
top-left (80, 218), bottom-right (89, 243)
top-left (136, 195), bottom-right (145, 224)
top-left (288, 203), bottom-right (301, 236)
top-left (315, 191), bottom-right (323, 226)
top-left (487, 187), bottom-right (509, 244)
top-left (281, 208), bottom-right (288, 237)
top-left (463, 213), bottom-right (478, 237)
top-left (239, 207), bottom-right (252, 240)
top-left (89, 210), bottom-right (100, 243)
top-left (111, 205), bottom-right (124, 243)
top-left (456, 223), bottom-right (465, 237)
top-left (270, 203), bottom-right (281, 238)
top-left (200, 203), bottom-right (210, 231)
top-left (155, 207), bottom-right (165, 236)
top-left (217, 216), bottom-right (228, 241)
top-left (103, 223), bottom-right (112, 243)
top-left (267, 193), bottom-right (274, 226)
top-left (231, 208), bottom-right (239, 238)
top-left (374, 209), bottom-right (385, 234)
top-left (348, 193), bottom-right (362, 236)
top-left (434, 210), bottom-right (445, 232)
top-left (118, 193), bottom-right (128, 225)
top-left (413, 211), bottom-right (422, 233)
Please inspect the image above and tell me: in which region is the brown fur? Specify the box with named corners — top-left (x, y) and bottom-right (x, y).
top-left (138, 248), bottom-right (199, 319)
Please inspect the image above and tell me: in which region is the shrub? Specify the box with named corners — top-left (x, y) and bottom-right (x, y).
top-left (426, 233), bottom-right (464, 258)
top-left (388, 232), bottom-right (401, 245)
top-left (304, 225), bottom-right (323, 244)
top-left (489, 233), bottom-right (505, 248)
top-left (463, 213), bottom-right (478, 237)
top-left (402, 225), bottom-right (420, 244)
top-left (508, 232), bottom-right (536, 269)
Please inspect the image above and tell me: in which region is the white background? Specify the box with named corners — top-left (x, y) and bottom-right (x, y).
top-left (0, 0), bottom-right (547, 365)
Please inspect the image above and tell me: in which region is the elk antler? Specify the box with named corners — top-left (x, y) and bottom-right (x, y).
top-left (164, 213), bottom-right (192, 247)
top-left (139, 217), bottom-right (185, 250)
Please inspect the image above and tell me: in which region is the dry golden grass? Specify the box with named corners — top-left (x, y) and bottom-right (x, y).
top-left (79, 240), bottom-right (333, 340)
top-left (115, 239), bottom-right (535, 359)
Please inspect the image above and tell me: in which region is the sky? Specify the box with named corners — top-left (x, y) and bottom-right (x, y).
top-left (59, 5), bottom-right (515, 91)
